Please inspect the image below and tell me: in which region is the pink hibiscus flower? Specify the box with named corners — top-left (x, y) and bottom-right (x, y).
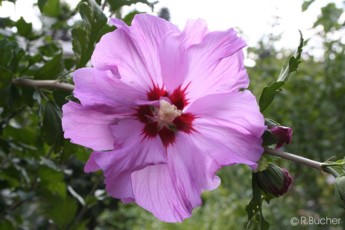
top-left (62, 14), bottom-right (265, 222)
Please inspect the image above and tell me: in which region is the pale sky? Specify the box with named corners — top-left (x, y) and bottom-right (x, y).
top-left (0, 0), bottom-right (342, 55)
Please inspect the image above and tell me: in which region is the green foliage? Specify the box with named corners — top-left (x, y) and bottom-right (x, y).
top-left (246, 2), bottom-right (345, 228)
top-left (314, 3), bottom-right (343, 33)
top-left (16, 17), bottom-right (32, 37)
top-left (0, 38), bottom-right (24, 84)
top-left (246, 174), bottom-right (270, 230)
top-left (259, 81), bottom-right (285, 112)
top-left (301, 0), bottom-right (315, 12)
top-left (107, 0), bottom-right (156, 11)
top-left (258, 32), bottom-right (303, 112)
top-left (72, 0), bottom-right (108, 68)
top-left (38, 0), bottom-right (61, 17)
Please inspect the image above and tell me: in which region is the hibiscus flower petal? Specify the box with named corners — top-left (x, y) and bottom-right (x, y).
top-left (131, 164), bottom-right (191, 222)
top-left (182, 29), bottom-right (248, 100)
top-left (110, 14), bottom-right (180, 87)
top-left (186, 90), bottom-right (265, 137)
top-left (131, 133), bottom-right (221, 222)
top-left (73, 67), bottom-right (145, 110)
top-left (91, 28), bottom-right (151, 90)
top-left (185, 91), bottom-right (265, 169)
top-left (84, 119), bottom-right (167, 200)
top-left (180, 19), bottom-right (208, 48)
top-left (191, 123), bottom-right (263, 169)
top-left (167, 133), bottom-right (221, 204)
top-left (62, 102), bottom-right (118, 151)
top-left (159, 35), bottom-right (187, 92)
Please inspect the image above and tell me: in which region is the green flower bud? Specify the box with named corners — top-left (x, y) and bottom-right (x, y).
top-left (335, 176), bottom-right (345, 209)
top-left (255, 163), bottom-right (293, 197)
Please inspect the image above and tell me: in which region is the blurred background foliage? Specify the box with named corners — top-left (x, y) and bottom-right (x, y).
top-left (0, 0), bottom-right (344, 229)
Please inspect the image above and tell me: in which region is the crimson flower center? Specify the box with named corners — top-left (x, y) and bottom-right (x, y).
top-left (136, 85), bottom-right (195, 147)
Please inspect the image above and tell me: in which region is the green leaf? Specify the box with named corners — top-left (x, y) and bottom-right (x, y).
top-left (258, 32), bottom-right (304, 112)
top-left (262, 130), bottom-right (277, 146)
top-left (301, 0), bottom-right (315, 12)
top-left (47, 197), bottom-right (78, 227)
top-left (72, 0), bottom-right (108, 68)
top-left (0, 38), bottom-right (24, 85)
top-left (42, 101), bottom-right (63, 146)
top-left (0, 219), bottom-right (14, 230)
top-left (246, 174), bottom-right (270, 230)
top-left (0, 17), bottom-right (14, 28)
top-left (107, 0), bottom-right (156, 12)
top-left (313, 3), bottom-right (343, 32)
top-left (277, 31), bottom-right (304, 82)
top-left (38, 0), bottom-right (60, 17)
top-left (16, 17), bottom-right (32, 37)
top-left (35, 52), bottom-right (64, 80)
top-left (122, 10), bottom-right (142, 25)
top-left (38, 165), bottom-right (66, 198)
top-left (259, 81), bottom-right (285, 112)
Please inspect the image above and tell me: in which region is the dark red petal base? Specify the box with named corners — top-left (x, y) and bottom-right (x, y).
top-left (136, 85), bottom-right (195, 147)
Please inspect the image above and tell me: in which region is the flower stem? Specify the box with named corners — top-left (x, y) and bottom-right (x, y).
top-left (12, 78), bottom-right (74, 92)
top-left (264, 147), bottom-right (323, 170)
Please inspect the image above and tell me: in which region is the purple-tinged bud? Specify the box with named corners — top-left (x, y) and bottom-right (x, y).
top-left (255, 163), bottom-right (293, 197)
top-left (335, 176), bottom-right (345, 209)
top-left (269, 126), bottom-right (293, 149)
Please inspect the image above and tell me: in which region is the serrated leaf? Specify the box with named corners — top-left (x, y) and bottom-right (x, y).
top-left (107, 0), bottom-right (156, 12)
top-left (259, 81), bottom-right (285, 112)
top-left (16, 17), bottom-right (32, 37)
top-left (277, 31), bottom-right (304, 82)
top-left (72, 0), bottom-right (108, 68)
top-left (42, 101), bottom-right (63, 146)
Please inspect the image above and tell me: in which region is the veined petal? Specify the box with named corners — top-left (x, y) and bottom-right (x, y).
top-left (131, 164), bottom-right (191, 222)
top-left (91, 28), bottom-right (151, 90)
top-left (131, 133), bottom-right (221, 222)
top-left (190, 123), bottom-right (264, 169)
top-left (73, 67), bottom-right (145, 110)
top-left (159, 34), bottom-right (187, 92)
top-left (111, 14), bottom-right (180, 87)
top-left (180, 19), bottom-right (209, 48)
top-left (167, 133), bottom-right (221, 204)
top-left (85, 119), bottom-right (166, 201)
top-left (160, 19), bottom-right (210, 92)
top-left (186, 90), bottom-right (265, 138)
top-left (185, 91), bottom-right (265, 169)
top-left (182, 29), bottom-right (248, 100)
top-left (62, 102), bottom-right (119, 151)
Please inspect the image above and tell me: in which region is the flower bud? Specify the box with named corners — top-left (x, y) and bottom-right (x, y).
top-left (255, 163), bottom-right (293, 197)
top-left (269, 126), bottom-right (293, 149)
top-left (335, 176), bottom-right (345, 209)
